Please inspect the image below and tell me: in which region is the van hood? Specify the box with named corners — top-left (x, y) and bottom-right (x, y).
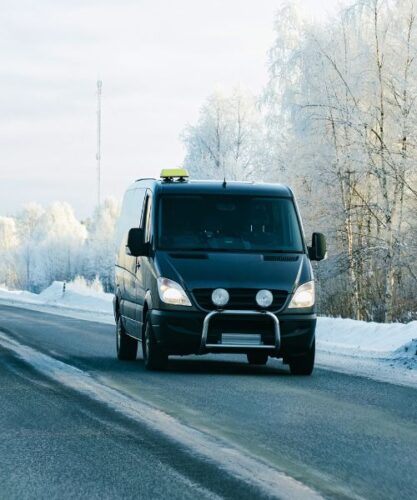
top-left (156, 251), bottom-right (311, 293)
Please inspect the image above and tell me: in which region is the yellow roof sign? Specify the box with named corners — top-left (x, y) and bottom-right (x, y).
top-left (160, 168), bottom-right (189, 179)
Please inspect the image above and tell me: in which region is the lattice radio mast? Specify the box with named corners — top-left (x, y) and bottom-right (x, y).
top-left (96, 79), bottom-right (102, 207)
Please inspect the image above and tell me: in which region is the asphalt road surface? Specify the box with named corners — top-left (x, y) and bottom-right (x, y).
top-left (0, 305), bottom-right (416, 500)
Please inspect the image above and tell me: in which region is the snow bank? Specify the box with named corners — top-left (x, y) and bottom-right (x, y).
top-left (316, 317), bottom-right (417, 387)
top-left (0, 286), bottom-right (41, 304)
top-left (0, 280), bottom-right (114, 324)
top-left (316, 317), bottom-right (417, 357)
top-left (39, 279), bottom-right (112, 309)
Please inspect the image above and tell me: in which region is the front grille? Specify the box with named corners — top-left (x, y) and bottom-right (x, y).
top-left (192, 288), bottom-right (288, 312)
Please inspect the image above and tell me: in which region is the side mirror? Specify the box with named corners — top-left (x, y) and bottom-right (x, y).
top-left (308, 232), bottom-right (327, 261)
top-left (126, 228), bottom-right (148, 257)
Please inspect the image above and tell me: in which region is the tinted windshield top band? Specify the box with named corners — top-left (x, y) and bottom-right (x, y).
top-left (159, 248), bottom-right (304, 254)
top-left (158, 194), bottom-right (295, 201)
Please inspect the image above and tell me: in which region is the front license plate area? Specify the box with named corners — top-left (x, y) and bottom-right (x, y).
top-left (221, 333), bottom-right (262, 346)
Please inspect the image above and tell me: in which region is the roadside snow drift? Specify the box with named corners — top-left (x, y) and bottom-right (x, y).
top-left (316, 317), bottom-right (417, 386)
top-left (0, 280), bottom-right (113, 324)
top-left (316, 317), bottom-right (417, 356)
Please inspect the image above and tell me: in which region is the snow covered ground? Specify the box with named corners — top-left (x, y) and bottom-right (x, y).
top-left (0, 280), bottom-right (114, 325)
top-left (0, 281), bottom-right (415, 387)
top-left (316, 318), bottom-right (417, 388)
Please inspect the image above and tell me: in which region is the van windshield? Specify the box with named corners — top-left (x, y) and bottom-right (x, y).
top-left (157, 195), bottom-right (304, 253)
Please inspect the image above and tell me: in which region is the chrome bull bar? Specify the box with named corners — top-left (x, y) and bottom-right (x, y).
top-left (199, 309), bottom-right (280, 353)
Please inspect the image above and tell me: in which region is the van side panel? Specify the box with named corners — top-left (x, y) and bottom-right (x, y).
top-left (115, 188), bottom-right (146, 335)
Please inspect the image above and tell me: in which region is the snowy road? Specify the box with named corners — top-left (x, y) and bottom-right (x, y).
top-left (0, 305), bottom-right (416, 499)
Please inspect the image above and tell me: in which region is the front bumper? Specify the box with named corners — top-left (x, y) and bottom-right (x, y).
top-left (150, 308), bottom-right (316, 358)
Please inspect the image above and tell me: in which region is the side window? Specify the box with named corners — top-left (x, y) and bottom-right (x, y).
top-left (116, 187), bottom-right (147, 273)
top-left (115, 188), bottom-right (146, 253)
top-left (117, 189), bottom-right (145, 238)
top-left (143, 194), bottom-right (152, 243)
top-left (115, 190), bottom-right (132, 249)
top-left (126, 188), bottom-right (146, 232)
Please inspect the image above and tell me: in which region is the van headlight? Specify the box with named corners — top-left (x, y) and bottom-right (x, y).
top-left (157, 277), bottom-right (192, 306)
top-left (288, 281), bottom-right (315, 309)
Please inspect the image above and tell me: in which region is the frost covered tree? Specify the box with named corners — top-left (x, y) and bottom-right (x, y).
top-left (0, 200), bottom-right (121, 294)
top-left (83, 197), bottom-right (120, 292)
top-left (263, 3), bottom-right (307, 182)
top-left (0, 217), bottom-right (19, 288)
top-left (264, 0), bottom-right (417, 321)
top-left (182, 88), bottom-right (271, 181)
top-left (29, 202), bottom-right (87, 291)
top-left (16, 203), bottom-right (45, 290)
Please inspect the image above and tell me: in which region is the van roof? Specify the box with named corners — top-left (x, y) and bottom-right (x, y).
top-left (131, 179), bottom-right (293, 198)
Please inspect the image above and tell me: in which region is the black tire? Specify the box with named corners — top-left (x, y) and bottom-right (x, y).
top-left (142, 316), bottom-right (168, 371)
top-left (288, 340), bottom-right (315, 375)
top-left (247, 351), bottom-right (269, 365)
top-left (116, 316), bottom-right (138, 361)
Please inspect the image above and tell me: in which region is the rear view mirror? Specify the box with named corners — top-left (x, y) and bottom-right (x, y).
top-left (126, 228), bottom-right (148, 257)
top-left (308, 232), bottom-right (327, 261)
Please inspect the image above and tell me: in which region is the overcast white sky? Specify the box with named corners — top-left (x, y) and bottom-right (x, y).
top-left (0, 0), bottom-right (340, 218)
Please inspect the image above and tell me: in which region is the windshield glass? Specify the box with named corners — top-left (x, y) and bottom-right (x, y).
top-left (157, 195), bottom-right (304, 253)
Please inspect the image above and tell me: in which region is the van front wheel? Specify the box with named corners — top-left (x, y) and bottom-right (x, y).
top-left (116, 316), bottom-right (138, 361)
top-left (143, 317), bottom-right (168, 371)
top-left (288, 340), bottom-right (315, 375)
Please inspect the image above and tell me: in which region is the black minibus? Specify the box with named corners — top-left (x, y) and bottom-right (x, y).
top-left (114, 169), bottom-right (326, 375)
